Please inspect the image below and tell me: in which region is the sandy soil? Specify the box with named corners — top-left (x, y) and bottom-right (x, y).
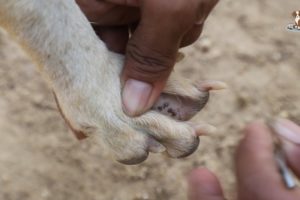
top-left (0, 0), bottom-right (299, 199)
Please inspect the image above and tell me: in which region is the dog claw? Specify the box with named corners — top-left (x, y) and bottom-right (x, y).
top-left (194, 123), bottom-right (217, 136)
top-left (196, 80), bottom-right (227, 92)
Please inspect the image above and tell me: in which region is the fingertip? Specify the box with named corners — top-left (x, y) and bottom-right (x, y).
top-left (235, 121), bottom-right (292, 199)
top-left (187, 168), bottom-right (224, 200)
top-left (243, 121), bottom-right (267, 136)
top-left (238, 121), bottom-right (273, 156)
top-left (237, 121), bottom-right (274, 166)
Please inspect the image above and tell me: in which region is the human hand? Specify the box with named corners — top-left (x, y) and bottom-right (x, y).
top-left (75, 0), bottom-right (219, 116)
top-left (187, 120), bottom-right (300, 200)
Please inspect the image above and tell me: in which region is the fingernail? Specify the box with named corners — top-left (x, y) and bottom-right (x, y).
top-left (272, 119), bottom-right (300, 145)
top-left (122, 79), bottom-right (152, 116)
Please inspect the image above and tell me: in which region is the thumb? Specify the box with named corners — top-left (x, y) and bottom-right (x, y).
top-left (121, 0), bottom-right (191, 116)
top-left (121, 24), bottom-right (178, 116)
top-left (187, 168), bottom-right (225, 200)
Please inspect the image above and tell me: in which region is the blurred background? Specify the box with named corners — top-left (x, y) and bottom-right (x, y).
top-left (0, 0), bottom-right (299, 199)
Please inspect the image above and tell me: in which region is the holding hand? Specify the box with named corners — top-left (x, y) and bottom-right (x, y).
top-left (188, 120), bottom-right (300, 200)
top-left (76, 0), bottom-right (219, 116)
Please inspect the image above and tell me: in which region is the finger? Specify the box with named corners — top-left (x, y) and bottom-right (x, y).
top-left (236, 122), bottom-right (299, 200)
top-left (195, 0), bottom-right (219, 25)
top-left (182, 0), bottom-right (219, 47)
top-left (180, 24), bottom-right (203, 47)
top-left (180, 0), bottom-right (219, 47)
top-left (121, 0), bottom-right (200, 116)
top-left (187, 168), bottom-right (225, 200)
top-left (93, 25), bottom-right (129, 53)
top-left (271, 119), bottom-right (300, 178)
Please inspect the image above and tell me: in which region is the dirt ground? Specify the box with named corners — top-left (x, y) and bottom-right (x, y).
top-left (0, 0), bottom-right (300, 200)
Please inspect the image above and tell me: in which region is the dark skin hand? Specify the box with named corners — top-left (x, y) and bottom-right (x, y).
top-left (72, 3), bottom-right (300, 197)
top-left (75, 0), bottom-right (219, 116)
top-left (187, 120), bottom-right (300, 200)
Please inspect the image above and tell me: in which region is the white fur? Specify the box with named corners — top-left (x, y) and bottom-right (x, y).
top-left (0, 0), bottom-right (213, 164)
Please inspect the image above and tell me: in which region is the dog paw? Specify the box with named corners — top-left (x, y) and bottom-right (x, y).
top-left (51, 49), bottom-right (225, 164)
top-left (153, 76), bottom-right (227, 121)
top-left (130, 77), bottom-right (225, 159)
